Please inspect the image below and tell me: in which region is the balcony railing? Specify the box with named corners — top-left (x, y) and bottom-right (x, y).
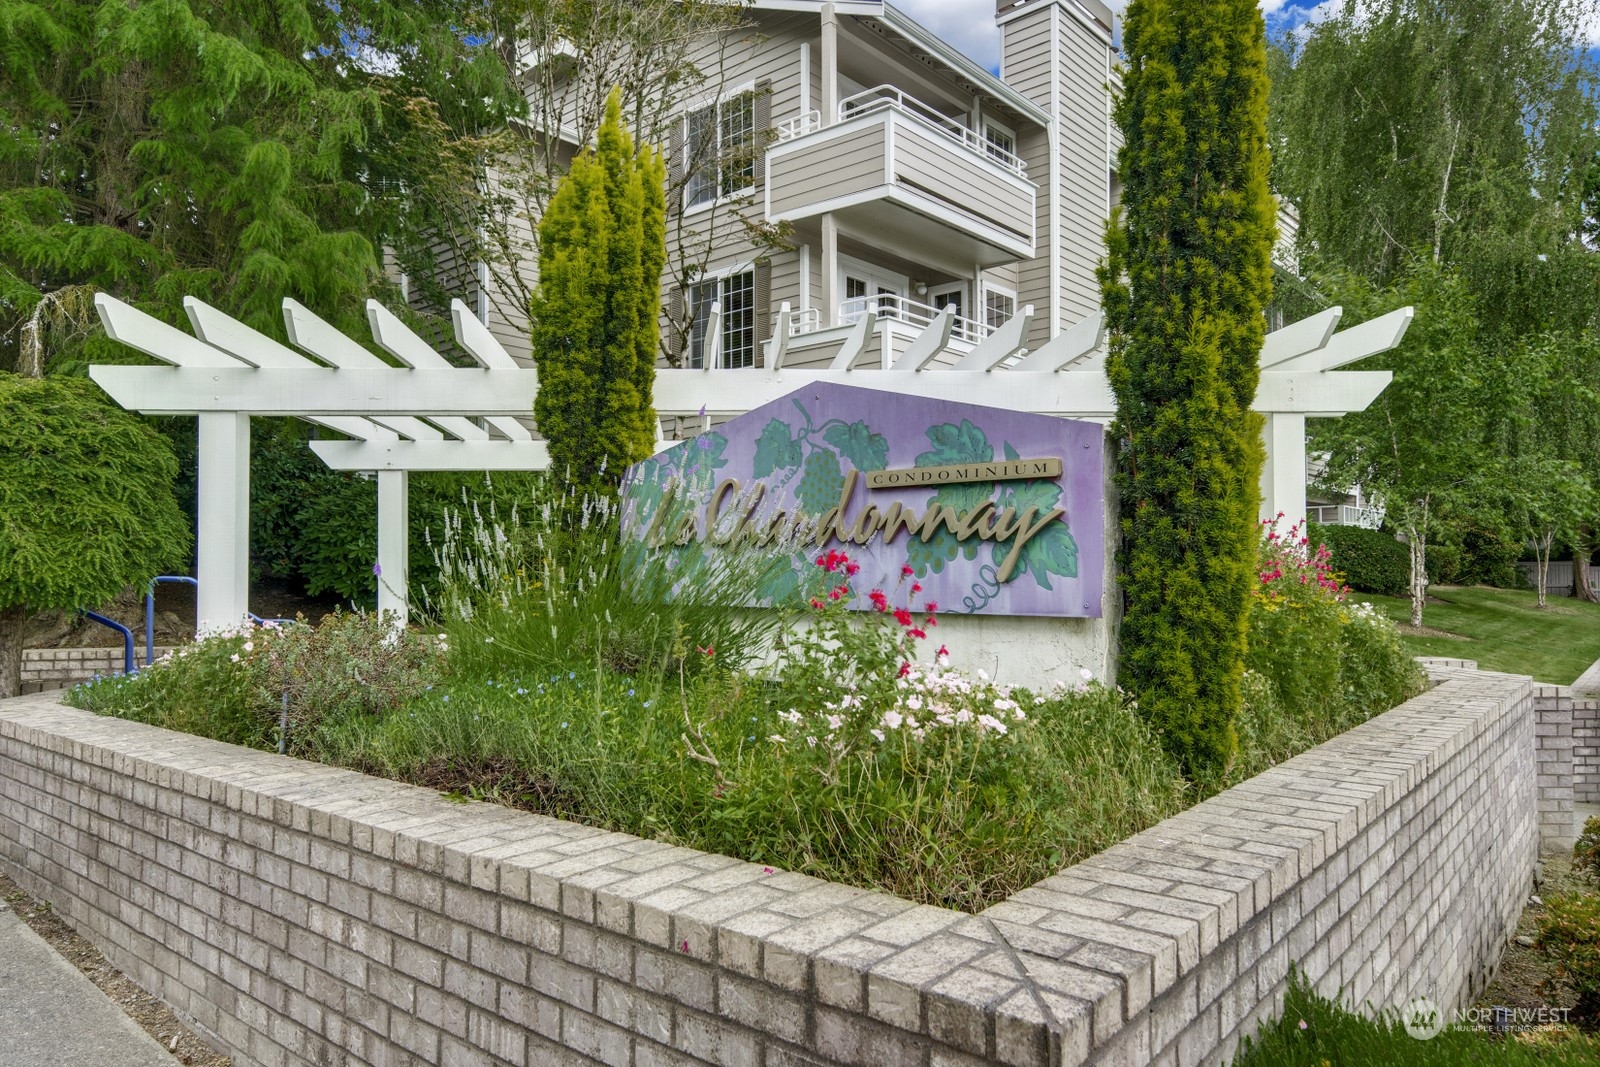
top-left (838, 293), bottom-right (992, 347)
top-left (1307, 504), bottom-right (1384, 530)
top-left (836, 86), bottom-right (1027, 177)
top-left (774, 87), bottom-right (1027, 179)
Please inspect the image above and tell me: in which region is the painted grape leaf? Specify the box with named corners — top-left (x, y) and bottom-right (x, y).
top-left (753, 418), bottom-right (802, 479)
top-left (796, 448), bottom-right (846, 515)
top-left (755, 551), bottom-right (806, 606)
top-left (679, 432), bottom-right (729, 495)
top-left (916, 420), bottom-right (993, 468)
top-left (993, 478), bottom-right (1078, 589)
top-left (906, 525), bottom-right (979, 578)
top-left (823, 421), bottom-right (890, 472)
top-left (914, 420), bottom-right (997, 514)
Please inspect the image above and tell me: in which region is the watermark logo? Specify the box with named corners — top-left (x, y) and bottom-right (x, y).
top-left (1402, 996), bottom-right (1445, 1040)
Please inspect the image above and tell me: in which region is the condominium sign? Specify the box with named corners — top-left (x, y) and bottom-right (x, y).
top-left (621, 383), bottom-right (1105, 616)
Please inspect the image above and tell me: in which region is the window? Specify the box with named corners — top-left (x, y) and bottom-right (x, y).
top-left (984, 121), bottom-right (1016, 166)
top-left (684, 92), bottom-right (756, 209)
top-left (688, 270), bottom-right (756, 369)
top-left (983, 286), bottom-right (1016, 330)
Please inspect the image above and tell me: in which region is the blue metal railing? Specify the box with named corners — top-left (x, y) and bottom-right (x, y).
top-left (145, 576), bottom-right (198, 666)
top-left (79, 611), bottom-right (134, 677)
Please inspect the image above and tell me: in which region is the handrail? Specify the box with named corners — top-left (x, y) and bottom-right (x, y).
top-left (788, 307), bottom-right (823, 335)
top-left (836, 85), bottom-right (1028, 177)
top-left (776, 110), bottom-right (821, 141)
top-left (146, 575), bottom-right (197, 666)
top-left (79, 610), bottom-right (135, 677)
top-left (839, 293), bottom-right (993, 346)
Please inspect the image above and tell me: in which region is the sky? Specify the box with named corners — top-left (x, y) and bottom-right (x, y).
top-left (893, 0), bottom-right (1336, 72)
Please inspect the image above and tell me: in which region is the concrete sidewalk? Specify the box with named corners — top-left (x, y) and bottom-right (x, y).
top-left (0, 903), bottom-right (176, 1067)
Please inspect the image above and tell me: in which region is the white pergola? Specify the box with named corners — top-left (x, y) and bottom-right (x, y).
top-left (88, 294), bottom-right (1408, 632)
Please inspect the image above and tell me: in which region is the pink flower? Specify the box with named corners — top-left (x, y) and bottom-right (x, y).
top-left (911, 582), bottom-right (922, 594)
top-left (901, 564), bottom-right (914, 577)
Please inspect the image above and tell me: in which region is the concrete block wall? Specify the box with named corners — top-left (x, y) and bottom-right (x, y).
top-left (19, 647), bottom-right (173, 694)
top-left (1533, 686), bottom-right (1579, 849)
top-left (0, 668), bottom-right (1537, 1067)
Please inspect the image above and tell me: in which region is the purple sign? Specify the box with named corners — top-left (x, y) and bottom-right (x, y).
top-left (621, 383), bottom-right (1105, 616)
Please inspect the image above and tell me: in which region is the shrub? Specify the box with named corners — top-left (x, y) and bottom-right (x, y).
top-left (1538, 891), bottom-right (1600, 1027)
top-left (67, 612), bottom-right (444, 753)
top-left (1308, 522), bottom-right (1409, 597)
top-left (1577, 816), bottom-right (1600, 883)
top-left (1238, 522), bottom-right (1424, 781)
top-left (1425, 540), bottom-right (1464, 585)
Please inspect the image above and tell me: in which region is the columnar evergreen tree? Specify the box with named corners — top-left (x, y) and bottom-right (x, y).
top-left (530, 88), bottom-right (667, 497)
top-left (0, 374), bottom-right (192, 697)
top-left (1100, 0), bottom-right (1278, 778)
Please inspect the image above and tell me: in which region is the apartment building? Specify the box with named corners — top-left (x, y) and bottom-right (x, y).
top-left (471, 0), bottom-right (1121, 384)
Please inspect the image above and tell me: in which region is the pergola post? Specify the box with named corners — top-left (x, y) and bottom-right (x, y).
top-left (376, 470), bottom-right (410, 626)
top-left (196, 412), bottom-right (251, 631)
top-left (1259, 412), bottom-right (1307, 532)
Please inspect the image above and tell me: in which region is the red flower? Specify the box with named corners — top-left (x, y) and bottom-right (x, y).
top-left (909, 628), bottom-right (927, 640)
top-left (925, 601), bottom-right (938, 613)
top-left (697, 645), bottom-right (715, 657)
top-left (846, 562), bottom-right (860, 576)
top-left (936, 645), bottom-right (949, 658)
top-left (816, 550), bottom-right (851, 572)
top-left (828, 589), bottom-right (842, 600)
top-left (901, 564), bottom-right (914, 577)
top-left (810, 598), bottom-right (823, 609)
top-left (893, 608), bottom-right (913, 626)
top-left (869, 589), bottom-right (889, 612)
top-left (911, 582), bottom-right (922, 594)
top-left (898, 661), bottom-right (911, 677)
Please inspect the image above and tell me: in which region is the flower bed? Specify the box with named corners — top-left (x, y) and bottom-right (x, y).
top-left (69, 505), bottom-right (1424, 913)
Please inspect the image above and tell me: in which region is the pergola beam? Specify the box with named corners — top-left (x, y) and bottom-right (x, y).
top-left (310, 440), bottom-right (551, 471)
top-left (87, 366), bottom-right (536, 416)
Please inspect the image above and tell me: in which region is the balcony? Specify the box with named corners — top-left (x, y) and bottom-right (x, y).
top-left (770, 294), bottom-right (1006, 370)
top-left (766, 87), bottom-right (1037, 267)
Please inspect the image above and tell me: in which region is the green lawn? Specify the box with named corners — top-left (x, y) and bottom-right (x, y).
top-left (1359, 585), bottom-right (1600, 684)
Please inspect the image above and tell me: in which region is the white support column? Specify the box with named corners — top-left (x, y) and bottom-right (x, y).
top-left (821, 4), bottom-right (838, 126)
top-left (196, 412), bottom-right (250, 632)
top-left (821, 215), bottom-right (838, 326)
top-left (376, 470), bottom-right (409, 626)
top-left (1259, 413), bottom-right (1307, 532)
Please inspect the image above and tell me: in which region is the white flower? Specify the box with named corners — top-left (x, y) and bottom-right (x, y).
top-left (976, 714), bottom-right (1008, 734)
top-left (882, 710), bottom-right (904, 730)
top-left (805, 736), bottom-right (817, 747)
top-left (977, 669), bottom-right (989, 681)
top-left (870, 729), bottom-right (885, 742)
top-left (826, 714), bottom-right (844, 731)
top-left (768, 734), bottom-right (787, 743)
top-left (1080, 668), bottom-right (1093, 681)
top-left (229, 654), bottom-right (240, 663)
top-left (905, 695), bottom-right (923, 711)
top-left (242, 641), bottom-right (253, 652)
top-left (955, 709), bottom-right (973, 724)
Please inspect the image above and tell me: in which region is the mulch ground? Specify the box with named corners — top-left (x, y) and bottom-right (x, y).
top-left (0, 873), bottom-right (231, 1067)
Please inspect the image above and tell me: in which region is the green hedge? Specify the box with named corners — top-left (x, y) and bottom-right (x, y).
top-left (1307, 523), bottom-right (1410, 597)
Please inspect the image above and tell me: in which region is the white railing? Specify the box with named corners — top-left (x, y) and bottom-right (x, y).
top-left (787, 307), bottom-right (823, 335)
top-left (836, 85), bottom-right (1028, 178)
top-left (1307, 504), bottom-right (1385, 530)
top-left (776, 110), bottom-right (822, 142)
top-left (839, 293), bottom-right (993, 347)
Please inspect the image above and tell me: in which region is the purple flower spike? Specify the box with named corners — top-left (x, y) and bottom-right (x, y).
top-left (372, 563), bottom-right (382, 577)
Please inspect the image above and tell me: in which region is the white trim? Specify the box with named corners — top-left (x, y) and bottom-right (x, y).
top-left (1048, 8), bottom-right (1062, 337)
top-left (925, 281), bottom-right (967, 319)
top-left (679, 80), bottom-right (761, 214)
top-left (798, 43), bottom-right (810, 116)
top-left (799, 243), bottom-right (812, 315)
top-left (767, 183), bottom-right (1035, 260)
top-left (839, 253), bottom-right (909, 304)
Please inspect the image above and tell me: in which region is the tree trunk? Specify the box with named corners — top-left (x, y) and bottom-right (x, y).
top-left (1575, 525), bottom-right (1599, 604)
top-left (0, 604), bottom-right (29, 700)
top-left (1407, 524), bottom-right (1427, 628)
top-left (1535, 531), bottom-right (1553, 609)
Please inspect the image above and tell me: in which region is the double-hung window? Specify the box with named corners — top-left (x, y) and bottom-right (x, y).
top-left (684, 91), bottom-right (756, 209)
top-left (688, 270), bottom-right (756, 369)
top-left (983, 285), bottom-right (1016, 330)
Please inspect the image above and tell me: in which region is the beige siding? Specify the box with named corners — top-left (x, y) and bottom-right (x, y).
top-left (892, 121), bottom-right (1034, 241)
top-left (767, 121), bottom-right (888, 217)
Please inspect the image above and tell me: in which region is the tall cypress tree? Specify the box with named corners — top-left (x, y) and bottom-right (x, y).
top-left (1100, 0), bottom-right (1277, 779)
top-left (530, 88), bottom-right (667, 497)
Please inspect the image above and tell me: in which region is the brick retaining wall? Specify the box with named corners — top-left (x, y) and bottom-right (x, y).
top-left (1575, 696), bottom-right (1599, 807)
top-left (20, 646), bottom-right (174, 694)
top-left (0, 668), bottom-right (1538, 1067)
